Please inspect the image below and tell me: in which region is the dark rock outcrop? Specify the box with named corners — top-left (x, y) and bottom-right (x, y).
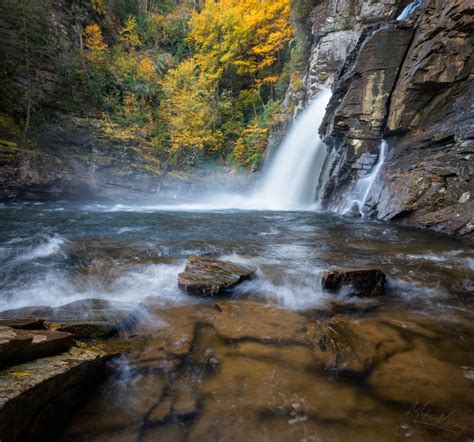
top-left (178, 256), bottom-right (257, 296)
top-left (322, 269), bottom-right (386, 297)
top-left (318, 0), bottom-right (474, 240)
top-left (0, 347), bottom-right (108, 442)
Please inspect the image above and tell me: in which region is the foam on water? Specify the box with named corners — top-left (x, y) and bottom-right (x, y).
top-left (0, 261), bottom-right (191, 311)
top-left (16, 235), bottom-right (66, 261)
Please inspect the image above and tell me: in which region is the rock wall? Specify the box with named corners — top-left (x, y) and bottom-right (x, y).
top-left (0, 0), bottom-right (81, 114)
top-left (304, 0), bottom-right (404, 96)
top-left (318, 0), bottom-right (474, 240)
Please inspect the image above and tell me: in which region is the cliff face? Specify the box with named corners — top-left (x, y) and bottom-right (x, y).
top-left (317, 0), bottom-right (474, 240)
top-left (304, 0), bottom-right (403, 96)
top-left (0, 0), bottom-right (165, 201)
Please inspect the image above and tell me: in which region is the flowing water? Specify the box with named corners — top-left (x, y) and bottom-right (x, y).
top-left (342, 140), bottom-right (387, 216)
top-left (1, 93), bottom-right (473, 441)
top-left (397, 0), bottom-right (421, 21)
top-left (161, 89), bottom-right (331, 211)
top-left (1, 201), bottom-right (472, 312)
top-left (1, 202), bottom-right (473, 441)
top-left (249, 89), bottom-right (331, 210)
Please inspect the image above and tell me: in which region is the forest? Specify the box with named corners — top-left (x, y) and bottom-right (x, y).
top-left (1, 0), bottom-right (316, 174)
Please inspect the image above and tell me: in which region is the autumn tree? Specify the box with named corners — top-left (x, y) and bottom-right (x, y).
top-left (83, 23), bottom-right (108, 65)
top-left (119, 16), bottom-right (141, 50)
top-left (159, 57), bottom-right (222, 166)
top-left (188, 0), bottom-right (292, 89)
top-left (160, 0), bottom-right (293, 167)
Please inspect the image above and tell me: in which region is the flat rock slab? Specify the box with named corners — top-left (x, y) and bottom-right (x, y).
top-left (0, 326), bottom-right (73, 369)
top-left (178, 256), bottom-right (257, 296)
top-left (322, 269), bottom-right (386, 297)
top-left (0, 347), bottom-right (107, 442)
top-left (0, 299), bottom-right (142, 339)
top-left (211, 301), bottom-right (308, 344)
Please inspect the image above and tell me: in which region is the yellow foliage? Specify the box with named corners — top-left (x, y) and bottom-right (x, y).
top-left (233, 123), bottom-right (268, 166)
top-left (119, 16), bottom-right (141, 49)
top-left (188, 0), bottom-right (292, 85)
top-left (8, 371), bottom-right (32, 377)
top-left (160, 58), bottom-right (221, 154)
top-left (91, 0), bottom-right (106, 15)
top-left (83, 23), bottom-right (108, 65)
top-left (112, 51), bottom-right (138, 78)
top-left (137, 56), bottom-right (156, 82)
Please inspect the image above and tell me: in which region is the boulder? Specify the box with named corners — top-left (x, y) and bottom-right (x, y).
top-left (178, 256), bottom-right (257, 296)
top-left (322, 269), bottom-right (386, 297)
top-left (306, 315), bottom-right (410, 374)
top-left (0, 347), bottom-right (108, 441)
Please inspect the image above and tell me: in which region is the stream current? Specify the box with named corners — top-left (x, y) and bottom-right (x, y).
top-left (1, 202), bottom-right (473, 441)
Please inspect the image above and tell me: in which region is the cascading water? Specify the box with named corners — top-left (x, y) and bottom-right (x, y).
top-left (248, 89), bottom-right (332, 210)
top-left (397, 0), bottom-right (421, 21)
top-left (342, 140), bottom-right (387, 216)
top-left (138, 89), bottom-right (332, 212)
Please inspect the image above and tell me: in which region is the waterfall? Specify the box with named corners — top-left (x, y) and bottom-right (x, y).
top-left (397, 0), bottom-right (420, 21)
top-left (249, 89), bottom-right (331, 210)
top-left (342, 140), bottom-right (387, 216)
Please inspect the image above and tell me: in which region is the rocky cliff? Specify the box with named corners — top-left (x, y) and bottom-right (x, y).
top-left (316, 0), bottom-right (473, 240)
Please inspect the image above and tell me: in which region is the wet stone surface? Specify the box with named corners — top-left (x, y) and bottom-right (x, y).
top-left (322, 269), bottom-right (386, 297)
top-left (60, 301), bottom-right (474, 442)
top-left (178, 256), bottom-right (257, 296)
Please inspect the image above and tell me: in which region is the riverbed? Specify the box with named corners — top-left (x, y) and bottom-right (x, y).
top-left (0, 201), bottom-right (473, 441)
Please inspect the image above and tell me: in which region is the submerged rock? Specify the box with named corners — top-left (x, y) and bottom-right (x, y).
top-left (178, 256), bottom-right (257, 296)
top-left (211, 300), bottom-right (308, 344)
top-left (450, 279), bottom-right (474, 300)
top-left (322, 269), bottom-right (386, 297)
top-left (307, 315), bottom-right (410, 374)
top-left (368, 349), bottom-right (474, 414)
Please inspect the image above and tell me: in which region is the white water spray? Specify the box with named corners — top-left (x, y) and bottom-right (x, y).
top-left (342, 140), bottom-right (387, 216)
top-left (249, 89), bottom-right (331, 210)
top-left (397, 0), bottom-right (420, 21)
top-left (130, 89), bottom-right (332, 212)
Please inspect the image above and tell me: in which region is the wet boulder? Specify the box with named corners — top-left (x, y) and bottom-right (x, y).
top-left (322, 269), bottom-right (386, 297)
top-left (178, 256), bottom-right (257, 296)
